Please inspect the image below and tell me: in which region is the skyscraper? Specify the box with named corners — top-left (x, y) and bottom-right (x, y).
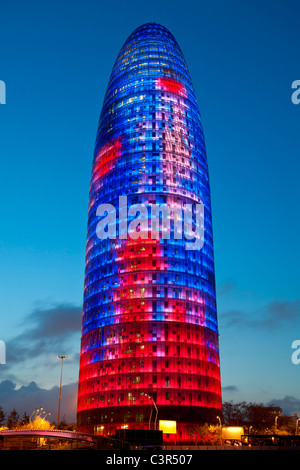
top-left (77, 23), bottom-right (222, 444)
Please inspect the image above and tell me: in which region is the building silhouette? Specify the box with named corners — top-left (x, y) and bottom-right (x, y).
top-left (77, 23), bottom-right (222, 444)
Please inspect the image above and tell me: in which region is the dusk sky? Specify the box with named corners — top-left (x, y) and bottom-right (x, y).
top-left (0, 0), bottom-right (299, 423)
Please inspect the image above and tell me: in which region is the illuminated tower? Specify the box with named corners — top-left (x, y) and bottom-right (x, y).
top-left (77, 23), bottom-right (222, 443)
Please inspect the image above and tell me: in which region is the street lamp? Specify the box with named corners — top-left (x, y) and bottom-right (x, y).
top-left (217, 416), bottom-right (222, 443)
top-left (42, 412), bottom-right (51, 425)
top-left (40, 410), bottom-right (49, 420)
top-left (145, 394), bottom-right (158, 430)
top-left (57, 355), bottom-right (68, 428)
top-left (29, 408), bottom-right (40, 423)
top-left (37, 407), bottom-right (44, 418)
top-left (275, 415), bottom-right (279, 434)
top-left (147, 401), bottom-right (153, 430)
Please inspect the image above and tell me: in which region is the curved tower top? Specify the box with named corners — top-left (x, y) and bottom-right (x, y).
top-left (96, 23), bottom-right (204, 157)
top-left (77, 22), bottom-right (222, 445)
top-left (105, 23), bottom-right (194, 99)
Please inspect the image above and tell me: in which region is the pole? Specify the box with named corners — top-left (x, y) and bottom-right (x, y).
top-left (148, 406), bottom-right (153, 430)
top-left (146, 394), bottom-right (158, 430)
top-left (275, 415), bottom-right (278, 434)
top-left (30, 408), bottom-right (39, 423)
top-left (57, 355), bottom-right (68, 428)
top-left (153, 399), bottom-right (158, 431)
top-left (217, 416), bottom-right (222, 444)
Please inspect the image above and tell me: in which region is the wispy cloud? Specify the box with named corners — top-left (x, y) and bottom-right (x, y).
top-left (6, 303), bottom-right (82, 364)
top-left (222, 385), bottom-right (238, 393)
top-left (216, 279), bottom-right (236, 296)
top-left (220, 299), bottom-right (300, 330)
top-left (267, 396), bottom-right (300, 416)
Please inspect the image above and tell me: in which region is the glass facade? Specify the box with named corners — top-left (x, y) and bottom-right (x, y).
top-left (77, 23), bottom-right (222, 443)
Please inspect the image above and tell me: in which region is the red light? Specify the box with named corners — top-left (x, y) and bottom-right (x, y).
top-left (156, 77), bottom-right (187, 97)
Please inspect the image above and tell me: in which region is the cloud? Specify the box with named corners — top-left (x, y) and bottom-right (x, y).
top-left (6, 303), bottom-right (82, 364)
top-left (0, 380), bottom-right (78, 424)
top-left (264, 300), bottom-right (300, 327)
top-left (222, 385), bottom-right (238, 393)
top-left (220, 299), bottom-right (300, 330)
top-left (267, 396), bottom-right (300, 416)
top-left (216, 279), bottom-right (236, 296)
top-left (25, 303), bottom-right (82, 339)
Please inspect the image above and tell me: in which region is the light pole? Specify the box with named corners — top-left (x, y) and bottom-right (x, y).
top-left (146, 394), bottom-right (158, 430)
top-left (217, 416), bottom-right (222, 444)
top-left (40, 410), bottom-right (49, 420)
top-left (42, 412), bottom-right (51, 425)
top-left (147, 401), bottom-right (153, 430)
top-left (57, 355), bottom-right (68, 428)
top-left (37, 407), bottom-right (44, 418)
top-left (275, 415), bottom-right (279, 434)
top-left (30, 407), bottom-right (42, 423)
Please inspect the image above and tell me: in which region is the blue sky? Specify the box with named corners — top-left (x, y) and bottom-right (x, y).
top-left (0, 0), bottom-right (299, 423)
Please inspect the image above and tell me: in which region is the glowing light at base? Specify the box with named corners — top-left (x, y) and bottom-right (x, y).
top-left (159, 420), bottom-right (177, 435)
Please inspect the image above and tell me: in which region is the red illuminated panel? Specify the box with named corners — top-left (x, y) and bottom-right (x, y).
top-left (115, 235), bottom-right (164, 273)
top-left (156, 77), bottom-right (187, 97)
top-left (92, 138), bottom-right (122, 182)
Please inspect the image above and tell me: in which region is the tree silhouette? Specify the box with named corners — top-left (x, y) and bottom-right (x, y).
top-left (20, 412), bottom-right (30, 426)
top-left (0, 406), bottom-right (5, 426)
top-left (6, 409), bottom-right (20, 429)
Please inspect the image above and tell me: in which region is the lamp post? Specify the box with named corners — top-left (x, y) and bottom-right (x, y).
top-left (146, 394), bottom-right (158, 430)
top-left (147, 401), bottom-right (153, 430)
top-left (37, 407), bottom-right (44, 418)
top-left (275, 415), bottom-right (279, 434)
top-left (217, 416), bottom-right (222, 444)
top-left (57, 355), bottom-right (68, 428)
top-left (42, 412), bottom-right (51, 426)
top-left (40, 410), bottom-right (49, 420)
top-left (30, 408), bottom-right (42, 423)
